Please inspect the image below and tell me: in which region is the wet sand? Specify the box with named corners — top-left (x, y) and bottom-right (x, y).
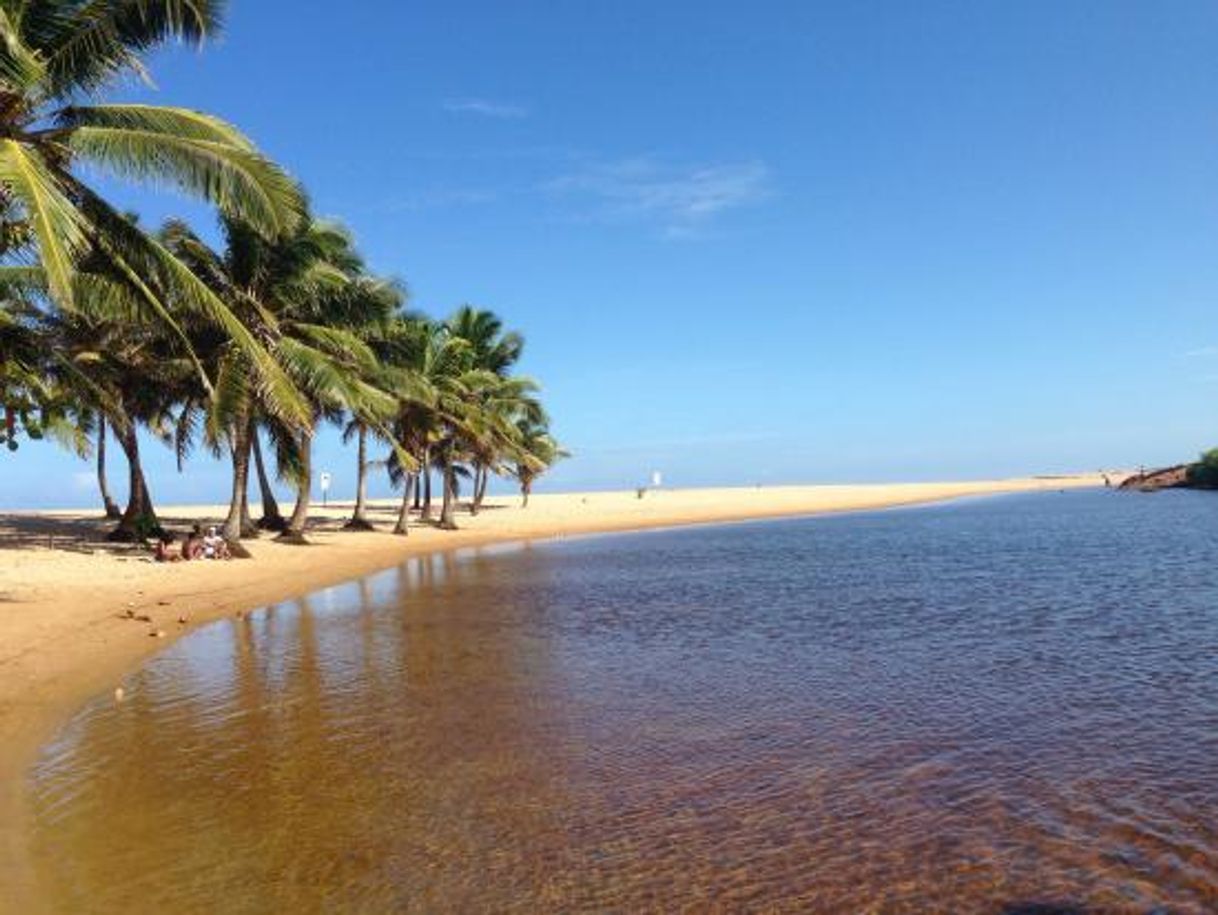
top-left (0, 476), bottom-right (1109, 910)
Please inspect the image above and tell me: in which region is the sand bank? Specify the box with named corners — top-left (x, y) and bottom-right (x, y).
top-left (0, 475), bottom-right (1111, 908)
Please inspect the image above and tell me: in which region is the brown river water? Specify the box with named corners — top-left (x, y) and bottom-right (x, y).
top-left (24, 491), bottom-right (1218, 912)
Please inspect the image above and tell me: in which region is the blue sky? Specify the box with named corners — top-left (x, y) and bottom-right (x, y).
top-left (8, 0), bottom-right (1218, 508)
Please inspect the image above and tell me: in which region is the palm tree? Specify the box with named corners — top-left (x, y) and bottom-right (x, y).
top-left (250, 427), bottom-right (286, 530)
top-left (513, 417), bottom-right (567, 507)
top-left (341, 417), bottom-right (380, 531)
top-left (379, 317), bottom-right (465, 533)
top-left (0, 292), bottom-right (49, 451)
top-left (0, 0), bottom-right (309, 432)
top-left (41, 290), bottom-right (193, 540)
top-left (446, 305), bottom-right (523, 374)
top-left (339, 280), bottom-right (417, 531)
top-left (95, 414), bottom-right (121, 519)
top-left (0, 6), bottom-right (572, 547)
top-left (381, 309), bottom-right (547, 531)
top-left (461, 373), bottom-right (544, 515)
top-left (430, 371), bottom-right (540, 530)
top-left (53, 402), bottom-right (123, 518)
top-left (164, 215), bottom-right (400, 543)
top-left (445, 305), bottom-right (526, 511)
top-left (267, 257), bottom-right (402, 545)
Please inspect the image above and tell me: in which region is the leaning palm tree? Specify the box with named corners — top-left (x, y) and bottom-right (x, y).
top-left (94, 414), bottom-right (121, 518)
top-left (446, 305), bottom-right (523, 375)
top-left (339, 279), bottom-right (418, 531)
top-left (249, 426), bottom-right (285, 530)
top-left (462, 374), bottom-right (544, 515)
top-left (513, 417), bottom-right (567, 507)
top-left (431, 371), bottom-right (541, 530)
top-left (262, 249), bottom-right (404, 544)
top-left (48, 400), bottom-right (123, 518)
top-left (39, 288), bottom-right (193, 539)
top-left (0, 264), bottom-right (186, 538)
top-left (385, 311), bottom-right (543, 531)
top-left (445, 305), bottom-right (527, 509)
top-left (380, 317), bottom-right (465, 533)
top-left (0, 0), bottom-right (308, 428)
top-left (372, 314), bottom-right (445, 533)
top-left (164, 215), bottom-right (401, 543)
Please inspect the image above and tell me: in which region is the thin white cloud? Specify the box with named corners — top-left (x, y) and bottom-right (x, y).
top-left (442, 98), bottom-right (529, 119)
top-left (547, 157), bottom-right (771, 237)
top-left (1184, 345), bottom-right (1218, 358)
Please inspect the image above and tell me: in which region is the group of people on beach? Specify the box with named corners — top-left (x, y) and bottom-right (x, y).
top-left (153, 524), bottom-right (232, 562)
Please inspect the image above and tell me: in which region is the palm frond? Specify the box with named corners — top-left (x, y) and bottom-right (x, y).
top-left (75, 186), bottom-right (310, 427)
top-left (0, 263), bottom-right (151, 324)
top-left (0, 5), bottom-right (47, 90)
top-left (173, 398), bottom-right (203, 470)
top-left (65, 121), bottom-right (304, 237)
top-left (55, 104), bottom-right (256, 149)
top-left (38, 0), bottom-right (223, 95)
top-left (0, 138), bottom-right (88, 309)
top-left (290, 321), bottom-right (377, 369)
top-left (205, 348), bottom-right (248, 442)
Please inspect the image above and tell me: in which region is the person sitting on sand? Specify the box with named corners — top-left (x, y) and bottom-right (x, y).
top-left (202, 526), bottom-right (231, 560)
top-left (153, 532), bottom-right (181, 563)
top-left (181, 527), bottom-right (202, 561)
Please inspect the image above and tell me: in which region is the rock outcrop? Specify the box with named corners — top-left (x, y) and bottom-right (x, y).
top-left (1118, 464), bottom-right (1207, 492)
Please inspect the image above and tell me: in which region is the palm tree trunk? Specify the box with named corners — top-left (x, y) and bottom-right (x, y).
top-left (345, 423), bottom-right (374, 530)
top-left (234, 417), bottom-right (260, 541)
top-left (224, 426), bottom-right (247, 540)
top-left (412, 471), bottom-right (422, 510)
top-left (472, 464), bottom-right (490, 514)
top-left (469, 464), bottom-right (481, 515)
top-left (96, 416), bottom-right (121, 520)
top-left (393, 473), bottom-right (414, 535)
top-left (251, 431), bottom-right (286, 531)
top-left (240, 486), bottom-right (258, 538)
top-left (222, 421), bottom-right (255, 545)
top-left (521, 480), bottom-right (531, 508)
top-left (420, 446), bottom-right (433, 520)
top-left (108, 421), bottom-right (159, 542)
top-left (278, 427), bottom-right (313, 544)
top-left (439, 456), bottom-right (458, 530)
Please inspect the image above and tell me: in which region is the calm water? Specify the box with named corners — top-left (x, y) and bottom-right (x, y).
top-left (26, 490), bottom-right (1218, 913)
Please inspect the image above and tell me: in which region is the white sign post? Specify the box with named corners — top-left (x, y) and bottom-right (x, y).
top-left (319, 471), bottom-right (332, 507)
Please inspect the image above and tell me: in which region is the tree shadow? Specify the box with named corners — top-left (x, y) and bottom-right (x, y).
top-left (0, 512), bottom-right (125, 554)
top-left (0, 511), bottom-right (224, 555)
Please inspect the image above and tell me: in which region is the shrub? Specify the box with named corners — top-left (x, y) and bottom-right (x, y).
top-left (1186, 448), bottom-right (1218, 487)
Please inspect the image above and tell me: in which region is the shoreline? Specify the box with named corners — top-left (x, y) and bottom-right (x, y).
top-left (0, 475), bottom-right (1111, 909)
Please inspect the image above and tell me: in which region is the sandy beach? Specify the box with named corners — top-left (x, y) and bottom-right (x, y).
top-left (0, 475), bottom-right (1110, 908)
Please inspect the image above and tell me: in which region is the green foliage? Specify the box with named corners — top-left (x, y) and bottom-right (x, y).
top-left (0, 0), bottom-right (305, 420)
top-left (1, 406), bottom-right (51, 447)
top-left (0, 5), bottom-right (563, 536)
top-left (1187, 448), bottom-right (1218, 488)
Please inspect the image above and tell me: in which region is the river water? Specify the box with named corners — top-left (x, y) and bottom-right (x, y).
top-left (25, 491), bottom-right (1218, 912)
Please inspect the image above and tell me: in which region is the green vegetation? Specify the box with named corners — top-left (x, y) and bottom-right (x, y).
top-left (0, 1), bottom-right (563, 540)
top-left (1185, 448), bottom-right (1218, 488)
